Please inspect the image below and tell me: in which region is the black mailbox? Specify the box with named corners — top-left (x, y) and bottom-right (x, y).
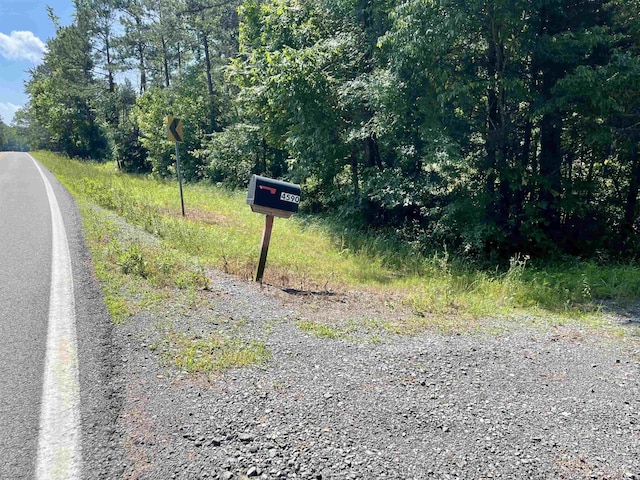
top-left (247, 175), bottom-right (301, 218)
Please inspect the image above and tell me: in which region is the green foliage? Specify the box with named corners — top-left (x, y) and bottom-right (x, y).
top-left (25, 18), bottom-right (110, 159)
top-left (133, 87), bottom-right (174, 176)
top-left (117, 243), bottom-right (148, 277)
top-left (11, 107), bottom-right (48, 151)
top-left (197, 123), bottom-right (262, 187)
top-left (297, 320), bottom-right (352, 339)
top-left (0, 116), bottom-right (6, 149)
top-left (112, 122), bottom-right (151, 173)
top-left (175, 264), bottom-right (211, 291)
top-left (21, 0), bottom-right (640, 260)
top-left (111, 82), bottom-right (151, 173)
top-left (0, 116), bottom-right (29, 151)
top-left (230, 0), bottom-right (377, 194)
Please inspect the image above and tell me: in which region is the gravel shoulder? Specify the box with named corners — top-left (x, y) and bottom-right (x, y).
top-left (101, 266), bottom-right (640, 480)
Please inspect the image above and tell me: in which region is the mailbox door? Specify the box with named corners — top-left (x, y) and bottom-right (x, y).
top-left (247, 175), bottom-right (301, 217)
top-left (254, 178), bottom-right (299, 213)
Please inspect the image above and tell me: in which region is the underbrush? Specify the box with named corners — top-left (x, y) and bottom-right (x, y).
top-left (35, 151), bottom-right (640, 328)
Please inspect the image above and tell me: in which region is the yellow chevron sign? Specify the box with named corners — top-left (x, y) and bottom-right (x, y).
top-left (166, 115), bottom-right (183, 143)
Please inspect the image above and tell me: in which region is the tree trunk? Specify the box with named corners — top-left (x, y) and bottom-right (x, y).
top-left (138, 42), bottom-right (147, 93)
top-left (485, 14), bottom-right (498, 209)
top-left (104, 35), bottom-right (118, 127)
top-left (622, 140), bottom-right (640, 247)
top-left (364, 135), bottom-right (381, 169)
top-left (202, 31), bottom-right (216, 132)
top-left (536, 4), bottom-right (565, 243)
top-left (538, 106), bottom-right (563, 241)
top-left (512, 117), bottom-right (532, 242)
top-left (135, 16), bottom-right (147, 94)
top-left (357, 0), bottom-right (382, 172)
top-left (485, 9), bottom-right (509, 230)
top-left (351, 150), bottom-right (359, 199)
top-left (162, 34), bottom-right (170, 87)
top-left (105, 36), bottom-right (115, 94)
top-left (177, 42), bottom-right (182, 73)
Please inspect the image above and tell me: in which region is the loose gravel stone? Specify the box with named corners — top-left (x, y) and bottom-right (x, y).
top-left (108, 269), bottom-right (640, 479)
top-left (239, 433), bottom-right (255, 443)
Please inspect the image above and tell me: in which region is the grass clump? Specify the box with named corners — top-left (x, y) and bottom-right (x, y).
top-left (297, 320), bottom-right (352, 339)
top-left (169, 333), bottom-right (270, 373)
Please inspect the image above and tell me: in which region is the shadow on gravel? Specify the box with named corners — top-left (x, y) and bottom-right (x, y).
top-left (604, 302), bottom-right (640, 330)
top-left (280, 287), bottom-right (337, 298)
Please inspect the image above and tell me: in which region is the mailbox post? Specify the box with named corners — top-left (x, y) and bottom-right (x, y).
top-left (247, 175), bottom-right (301, 283)
top-left (255, 214), bottom-right (275, 284)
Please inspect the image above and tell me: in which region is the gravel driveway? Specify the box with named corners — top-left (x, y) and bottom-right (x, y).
top-left (98, 270), bottom-right (640, 480)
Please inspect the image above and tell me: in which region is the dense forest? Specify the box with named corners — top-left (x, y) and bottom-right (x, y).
top-left (0, 116), bottom-right (29, 151)
top-left (13, 0), bottom-right (640, 259)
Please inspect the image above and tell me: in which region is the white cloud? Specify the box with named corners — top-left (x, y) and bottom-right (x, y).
top-left (0, 31), bottom-right (46, 64)
top-left (0, 103), bottom-right (21, 124)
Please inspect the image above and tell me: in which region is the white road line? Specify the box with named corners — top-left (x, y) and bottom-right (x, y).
top-left (31, 155), bottom-right (82, 480)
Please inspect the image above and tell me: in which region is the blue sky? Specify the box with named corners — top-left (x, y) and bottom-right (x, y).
top-left (0, 0), bottom-right (74, 124)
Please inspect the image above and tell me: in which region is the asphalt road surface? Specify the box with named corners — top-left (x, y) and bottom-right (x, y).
top-left (0, 152), bottom-right (117, 479)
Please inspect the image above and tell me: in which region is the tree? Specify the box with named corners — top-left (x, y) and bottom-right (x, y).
top-left (182, 0), bottom-right (241, 132)
top-left (0, 116), bottom-right (7, 150)
top-left (20, 0), bottom-right (640, 259)
top-left (116, 0), bottom-right (151, 94)
top-left (554, 0), bottom-right (640, 252)
top-left (77, 0), bottom-right (120, 125)
top-left (380, 0), bottom-right (620, 254)
top-left (25, 11), bottom-right (109, 159)
top-left (229, 0), bottom-right (390, 204)
top-left (143, 0), bottom-right (186, 88)
top-left (132, 87), bottom-right (174, 175)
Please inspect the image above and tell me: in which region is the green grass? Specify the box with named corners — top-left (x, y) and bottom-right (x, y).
top-left (296, 319), bottom-right (352, 339)
top-left (79, 201), bottom-right (210, 322)
top-left (297, 315), bottom-right (486, 341)
top-left (34, 151), bottom-right (640, 334)
top-left (167, 332), bottom-right (270, 374)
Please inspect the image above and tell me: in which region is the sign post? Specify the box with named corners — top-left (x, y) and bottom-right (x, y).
top-left (166, 115), bottom-right (185, 217)
top-left (175, 143), bottom-right (185, 217)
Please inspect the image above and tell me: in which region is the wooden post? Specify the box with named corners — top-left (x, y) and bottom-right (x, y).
top-left (254, 214), bottom-right (274, 283)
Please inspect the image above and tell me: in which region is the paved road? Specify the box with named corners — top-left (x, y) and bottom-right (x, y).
top-left (0, 152), bottom-right (118, 479)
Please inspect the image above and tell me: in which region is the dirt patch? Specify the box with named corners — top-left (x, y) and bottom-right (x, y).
top-left (158, 206), bottom-right (229, 226)
top-left (264, 282), bottom-right (415, 326)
